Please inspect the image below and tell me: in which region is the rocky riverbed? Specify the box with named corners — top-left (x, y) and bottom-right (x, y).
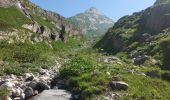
top-left (0, 59), bottom-right (73, 100)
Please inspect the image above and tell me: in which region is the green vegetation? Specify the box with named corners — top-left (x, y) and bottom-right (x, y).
top-left (59, 48), bottom-right (170, 99)
top-left (0, 38), bottom-right (82, 75)
top-left (0, 88), bottom-right (10, 96)
top-left (0, 7), bottom-right (31, 30)
top-left (121, 74), bottom-right (170, 100)
top-left (32, 14), bottom-right (56, 30)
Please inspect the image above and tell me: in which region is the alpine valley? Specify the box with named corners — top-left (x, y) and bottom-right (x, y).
top-left (1, 0), bottom-right (170, 100)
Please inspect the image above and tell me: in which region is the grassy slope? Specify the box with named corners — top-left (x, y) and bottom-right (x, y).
top-left (0, 7), bottom-right (31, 30)
top-left (59, 48), bottom-right (170, 99)
top-left (0, 37), bottom-right (82, 76)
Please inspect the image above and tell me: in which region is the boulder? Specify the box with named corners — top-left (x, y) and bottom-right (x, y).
top-left (10, 74), bottom-right (17, 80)
top-left (129, 50), bottom-right (141, 58)
top-left (146, 70), bottom-right (161, 78)
top-left (27, 81), bottom-right (38, 90)
top-left (20, 93), bottom-right (25, 100)
top-left (36, 82), bottom-right (50, 93)
top-left (103, 56), bottom-right (120, 63)
top-left (39, 69), bottom-right (48, 75)
top-left (24, 87), bottom-right (34, 98)
top-left (140, 33), bottom-right (152, 42)
top-left (12, 87), bottom-right (22, 97)
top-left (26, 76), bottom-right (34, 82)
top-left (25, 73), bottom-right (34, 82)
top-left (110, 81), bottom-right (128, 90)
top-left (27, 81), bottom-right (50, 93)
top-left (22, 22), bottom-right (40, 33)
top-left (1, 81), bottom-right (15, 89)
top-left (134, 55), bottom-right (146, 65)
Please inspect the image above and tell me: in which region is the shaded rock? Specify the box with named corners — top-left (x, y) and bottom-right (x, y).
top-left (146, 70), bottom-right (161, 78)
top-left (27, 81), bottom-right (38, 90)
top-left (141, 3), bottom-right (170, 33)
top-left (26, 76), bottom-right (34, 82)
top-left (110, 81), bottom-right (128, 90)
top-left (25, 87), bottom-right (34, 98)
top-left (162, 72), bottom-right (170, 81)
top-left (12, 87), bottom-right (22, 97)
top-left (129, 50), bottom-right (142, 58)
top-left (20, 93), bottom-right (25, 100)
top-left (134, 55), bottom-right (146, 65)
top-left (140, 33), bottom-right (153, 42)
top-left (36, 82), bottom-right (50, 93)
top-left (25, 73), bottom-right (34, 82)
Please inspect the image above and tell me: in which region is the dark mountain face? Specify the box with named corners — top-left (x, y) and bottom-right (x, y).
top-left (154, 0), bottom-right (170, 5)
top-left (67, 7), bottom-right (114, 38)
top-left (96, 0), bottom-right (170, 69)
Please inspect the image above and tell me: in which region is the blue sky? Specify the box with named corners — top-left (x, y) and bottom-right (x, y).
top-left (31, 0), bottom-right (156, 21)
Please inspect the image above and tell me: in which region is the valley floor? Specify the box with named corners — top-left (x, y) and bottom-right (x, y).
top-left (1, 39), bottom-right (170, 100)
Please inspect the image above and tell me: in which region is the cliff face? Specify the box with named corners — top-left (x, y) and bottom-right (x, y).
top-left (0, 0), bottom-right (17, 7)
top-left (140, 3), bottom-right (170, 34)
top-left (154, 0), bottom-right (170, 5)
top-left (0, 0), bottom-right (82, 43)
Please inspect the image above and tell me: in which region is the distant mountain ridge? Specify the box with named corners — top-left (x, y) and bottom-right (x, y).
top-left (67, 7), bottom-right (114, 38)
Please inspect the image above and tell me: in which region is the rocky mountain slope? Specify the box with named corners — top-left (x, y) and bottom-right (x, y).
top-left (154, 0), bottom-right (170, 5)
top-left (96, 0), bottom-right (170, 69)
top-left (0, 1), bottom-right (84, 99)
top-left (0, 0), bottom-right (82, 43)
top-left (67, 7), bottom-right (114, 38)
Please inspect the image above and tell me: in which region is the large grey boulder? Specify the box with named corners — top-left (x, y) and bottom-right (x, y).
top-left (25, 87), bottom-right (34, 98)
top-left (25, 73), bottom-right (34, 82)
top-left (134, 55), bottom-right (146, 65)
top-left (12, 87), bottom-right (23, 97)
top-left (110, 81), bottom-right (128, 91)
top-left (27, 81), bottom-right (50, 93)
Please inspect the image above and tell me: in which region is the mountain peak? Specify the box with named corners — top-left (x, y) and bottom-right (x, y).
top-left (86, 7), bottom-right (103, 15)
top-left (67, 7), bottom-right (114, 37)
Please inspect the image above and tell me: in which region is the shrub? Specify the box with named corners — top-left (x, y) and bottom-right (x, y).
top-left (160, 39), bottom-right (170, 70)
top-left (60, 55), bottom-right (96, 78)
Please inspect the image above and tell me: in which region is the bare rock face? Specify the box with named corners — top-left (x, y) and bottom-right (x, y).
top-left (0, 0), bottom-right (17, 7)
top-left (141, 3), bottom-right (170, 34)
top-left (154, 0), bottom-right (170, 5)
top-left (24, 0), bottom-right (82, 38)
